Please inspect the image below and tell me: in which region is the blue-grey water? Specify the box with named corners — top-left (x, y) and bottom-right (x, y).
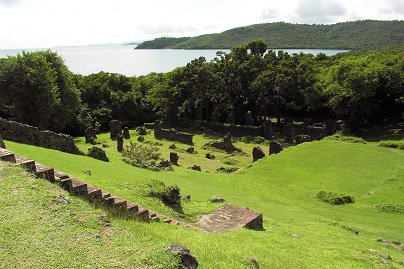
top-left (0, 44), bottom-right (349, 76)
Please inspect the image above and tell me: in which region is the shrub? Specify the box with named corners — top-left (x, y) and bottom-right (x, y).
top-left (216, 167), bottom-right (239, 173)
top-left (375, 204), bottom-right (404, 213)
top-left (122, 141), bottom-right (160, 166)
top-left (378, 140), bottom-right (404, 150)
top-left (316, 191), bottom-right (355, 205)
top-left (239, 136), bottom-right (266, 144)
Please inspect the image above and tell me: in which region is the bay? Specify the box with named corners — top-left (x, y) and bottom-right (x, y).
top-left (0, 44), bottom-right (349, 76)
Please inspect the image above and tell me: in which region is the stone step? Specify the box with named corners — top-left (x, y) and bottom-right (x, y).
top-left (164, 219), bottom-right (173, 224)
top-left (151, 216), bottom-right (161, 222)
top-left (70, 180), bottom-right (88, 195)
top-left (126, 203), bottom-right (139, 215)
top-left (86, 186), bottom-right (103, 201)
top-left (0, 152), bottom-right (16, 163)
top-left (102, 192), bottom-right (111, 200)
top-left (18, 160), bottom-right (36, 172)
top-left (137, 207), bottom-right (149, 220)
top-left (35, 166), bottom-right (55, 182)
top-left (113, 199), bottom-right (127, 211)
top-left (149, 211), bottom-right (157, 218)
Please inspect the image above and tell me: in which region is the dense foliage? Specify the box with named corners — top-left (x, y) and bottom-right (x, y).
top-left (135, 20), bottom-right (404, 50)
top-left (0, 42), bottom-right (402, 135)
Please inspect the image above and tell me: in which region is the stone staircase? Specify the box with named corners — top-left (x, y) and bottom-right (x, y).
top-left (0, 147), bottom-right (183, 226)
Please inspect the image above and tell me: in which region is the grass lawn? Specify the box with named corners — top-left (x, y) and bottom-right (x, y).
top-left (3, 129), bottom-right (404, 268)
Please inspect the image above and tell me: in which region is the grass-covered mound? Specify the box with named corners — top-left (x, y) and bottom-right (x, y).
top-left (317, 191), bottom-right (355, 205)
top-left (378, 140), bottom-right (404, 150)
top-left (4, 134), bottom-right (404, 268)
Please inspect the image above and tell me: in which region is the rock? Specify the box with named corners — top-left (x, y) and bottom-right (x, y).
top-left (295, 134), bottom-right (311, 144)
top-left (262, 119), bottom-right (272, 139)
top-left (109, 120), bottom-right (122, 140)
top-left (0, 135), bottom-right (5, 148)
top-left (169, 144), bottom-right (176, 149)
top-left (248, 257), bottom-right (260, 269)
top-left (137, 135), bottom-right (145, 142)
top-left (245, 111), bottom-right (253, 126)
top-left (269, 141), bottom-right (283, 155)
top-left (189, 165), bottom-right (201, 171)
top-left (209, 196), bottom-right (225, 203)
top-left (306, 126), bottom-right (328, 140)
top-left (117, 134), bottom-right (124, 152)
top-left (88, 147), bottom-right (109, 162)
top-left (183, 195), bottom-right (191, 200)
top-left (158, 160), bottom-right (173, 171)
top-left (137, 126), bottom-right (147, 135)
top-left (162, 185), bottom-right (181, 207)
top-left (170, 152), bottom-right (179, 165)
top-left (206, 132), bottom-right (238, 153)
top-left (52, 195), bottom-right (69, 204)
top-left (85, 127), bottom-right (97, 144)
top-left (205, 153), bottom-right (215, 159)
top-left (167, 244), bottom-right (198, 269)
top-left (186, 147), bottom-right (196, 154)
top-left (252, 147), bottom-right (265, 162)
top-left (123, 127), bottom-right (130, 139)
top-left (284, 123), bottom-right (294, 143)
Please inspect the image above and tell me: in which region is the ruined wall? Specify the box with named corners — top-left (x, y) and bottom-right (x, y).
top-left (0, 118), bottom-right (81, 154)
top-left (185, 120), bottom-right (263, 137)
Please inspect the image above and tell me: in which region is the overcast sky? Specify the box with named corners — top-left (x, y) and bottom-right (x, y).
top-left (0, 0), bottom-right (403, 49)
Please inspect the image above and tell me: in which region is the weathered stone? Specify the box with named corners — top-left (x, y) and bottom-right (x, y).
top-left (169, 144), bottom-right (176, 149)
top-left (137, 135), bottom-right (145, 142)
top-left (269, 141), bottom-right (283, 155)
top-left (295, 134), bottom-right (311, 144)
top-left (0, 118), bottom-right (81, 154)
top-left (206, 132), bottom-right (238, 153)
top-left (137, 126), bottom-right (147, 135)
top-left (307, 126), bottom-right (328, 140)
top-left (245, 111), bottom-right (253, 126)
top-left (262, 119), bottom-right (272, 139)
top-left (205, 153), bottom-right (215, 159)
top-left (209, 196), bottom-right (225, 203)
top-left (88, 147), bottom-right (109, 162)
top-left (123, 127), bottom-right (130, 139)
top-left (109, 120), bottom-right (122, 140)
top-left (186, 147), bottom-right (196, 154)
top-left (117, 134), bottom-right (124, 152)
top-left (252, 147), bottom-right (265, 162)
top-left (284, 123), bottom-right (294, 143)
top-left (167, 244), bottom-right (198, 269)
top-left (158, 160), bottom-right (173, 171)
top-left (162, 185), bottom-right (181, 207)
top-left (0, 135), bottom-right (5, 148)
top-left (154, 120), bottom-right (194, 145)
top-left (189, 165), bottom-right (201, 171)
top-left (85, 127), bottom-right (97, 144)
top-left (170, 152), bottom-right (179, 165)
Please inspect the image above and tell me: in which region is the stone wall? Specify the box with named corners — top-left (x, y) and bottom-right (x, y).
top-left (154, 121), bottom-right (194, 145)
top-left (185, 120), bottom-right (263, 137)
top-left (0, 118), bottom-right (81, 154)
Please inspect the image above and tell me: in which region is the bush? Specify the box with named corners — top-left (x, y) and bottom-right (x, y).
top-left (316, 191), bottom-right (355, 205)
top-left (378, 140), bottom-right (404, 150)
top-left (239, 136), bottom-right (266, 144)
top-left (375, 204), bottom-right (404, 213)
top-left (216, 167), bottom-right (239, 173)
top-left (122, 141), bottom-right (160, 166)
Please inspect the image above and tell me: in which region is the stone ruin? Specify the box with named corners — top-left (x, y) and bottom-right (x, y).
top-left (167, 244), bottom-right (198, 269)
top-left (0, 135), bottom-right (5, 148)
top-left (197, 204), bottom-right (263, 233)
top-left (205, 132), bottom-right (238, 153)
top-left (306, 124), bottom-right (328, 140)
top-left (252, 147), bottom-right (265, 162)
top-left (0, 117), bottom-right (81, 154)
top-left (295, 135), bottom-right (311, 144)
top-left (88, 146), bottom-right (109, 162)
top-left (85, 127), bottom-right (97, 144)
top-left (123, 127), bottom-right (130, 139)
top-left (137, 126), bottom-right (147, 135)
top-left (269, 141), bottom-right (283, 155)
top-left (189, 165), bottom-right (201, 171)
top-left (262, 119), bottom-right (272, 139)
top-left (154, 120), bottom-right (194, 145)
top-left (205, 153), bottom-right (215, 159)
top-left (109, 120), bottom-right (122, 140)
top-left (186, 147), bottom-right (196, 154)
top-left (117, 134), bottom-right (124, 152)
top-left (170, 152), bottom-right (179, 165)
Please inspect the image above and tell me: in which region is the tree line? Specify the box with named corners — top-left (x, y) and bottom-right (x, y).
top-left (0, 41), bottom-right (403, 136)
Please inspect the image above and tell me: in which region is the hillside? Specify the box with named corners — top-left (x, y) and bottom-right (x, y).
top-left (135, 20), bottom-right (404, 50)
top-left (3, 130), bottom-right (404, 268)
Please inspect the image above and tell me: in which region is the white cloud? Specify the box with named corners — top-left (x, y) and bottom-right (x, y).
top-left (0, 0), bottom-right (403, 49)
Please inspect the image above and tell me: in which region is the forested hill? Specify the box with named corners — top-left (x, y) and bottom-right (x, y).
top-left (135, 20), bottom-right (404, 50)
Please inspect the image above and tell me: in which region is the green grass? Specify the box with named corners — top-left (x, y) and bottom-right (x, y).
top-left (4, 132), bottom-right (404, 268)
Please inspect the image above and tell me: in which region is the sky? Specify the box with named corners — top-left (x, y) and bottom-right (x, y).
top-left (0, 0), bottom-right (403, 49)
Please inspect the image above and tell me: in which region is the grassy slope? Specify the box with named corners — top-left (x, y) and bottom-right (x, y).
top-left (135, 21), bottom-right (404, 50)
top-left (4, 136), bottom-right (404, 268)
top-left (0, 164), bottom-right (178, 269)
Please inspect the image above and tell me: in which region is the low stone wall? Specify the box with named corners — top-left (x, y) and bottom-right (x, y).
top-left (185, 120), bottom-right (263, 137)
top-left (0, 118), bottom-right (81, 154)
top-left (154, 120), bottom-right (193, 145)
